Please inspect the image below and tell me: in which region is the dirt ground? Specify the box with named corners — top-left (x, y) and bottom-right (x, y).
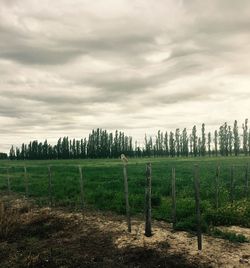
top-left (0, 194), bottom-right (249, 268)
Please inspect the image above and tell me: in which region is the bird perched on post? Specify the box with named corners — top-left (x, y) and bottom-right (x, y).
top-left (121, 154), bottom-right (128, 164)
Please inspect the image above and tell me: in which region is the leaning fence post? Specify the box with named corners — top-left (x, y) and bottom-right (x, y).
top-left (245, 164), bottom-right (249, 199)
top-left (215, 165), bottom-right (220, 210)
top-left (145, 162), bottom-right (152, 237)
top-left (7, 167), bottom-right (11, 194)
top-left (78, 166), bottom-right (84, 209)
top-left (230, 166), bottom-right (235, 203)
top-left (48, 166), bottom-right (52, 207)
top-left (121, 154), bottom-right (131, 232)
top-left (194, 164), bottom-right (202, 250)
top-left (24, 166), bottom-right (29, 197)
top-left (171, 167), bottom-right (177, 228)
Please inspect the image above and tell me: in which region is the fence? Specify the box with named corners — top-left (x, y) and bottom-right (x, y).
top-left (0, 162), bottom-right (249, 250)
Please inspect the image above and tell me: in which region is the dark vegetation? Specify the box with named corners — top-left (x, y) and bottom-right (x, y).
top-left (7, 119), bottom-right (250, 160)
top-left (0, 153), bottom-right (7, 160)
top-left (209, 227), bottom-right (249, 243)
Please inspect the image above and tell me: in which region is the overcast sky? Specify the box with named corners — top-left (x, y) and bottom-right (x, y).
top-left (1, 0), bottom-right (250, 152)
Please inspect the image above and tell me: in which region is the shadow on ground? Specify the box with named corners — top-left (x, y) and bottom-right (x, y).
top-left (0, 196), bottom-right (206, 268)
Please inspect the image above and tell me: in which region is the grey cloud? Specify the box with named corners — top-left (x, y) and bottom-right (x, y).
top-left (1, 47), bottom-right (85, 65)
top-left (0, 0), bottom-right (250, 152)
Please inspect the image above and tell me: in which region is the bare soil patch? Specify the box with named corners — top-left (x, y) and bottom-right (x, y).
top-left (0, 194), bottom-right (249, 267)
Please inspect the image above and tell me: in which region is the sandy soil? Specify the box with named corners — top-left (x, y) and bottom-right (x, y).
top-left (0, 194), bottom-right (249, 268)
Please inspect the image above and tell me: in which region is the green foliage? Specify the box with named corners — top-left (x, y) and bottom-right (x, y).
top-left (151, 194), bottom-right (161, 207)
top-left (209, 227), bottom-right (249, 243)
top-left (0, 156), bottom-right (250, 236)
top-left (205, 200), bottom-right (250, 227)
top-left (175, 216), bottom-right (208, 233)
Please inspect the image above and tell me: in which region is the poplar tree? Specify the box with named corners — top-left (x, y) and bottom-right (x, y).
top-left (233, 120), bottom-right (240, 156)
top-left (201, 123), bottom-right (206, 156)
top-left (164, 131), bottom-right (169, 156)
top-left (189, 134), bottom-right (193, 156)
top-left (169, 131), bottom-right (175, 157)
top-left (175, 129), bottom-right (180, 157)
top-left (214, 130), bottom-right (218, 156)
top-left (9, 145), bottom-right (16, 160)
top-left (192, 126), bottom-right (198, 157)
top-left (182, 128), bottom-right (188, 157)
top-left (208, 132), bottom-right (211, 157)
top-left (242, 119), bottom-right (248, 156)
top-left (198, 137), bottom-right (201, 156)
top-left (228, 126), bottom-right (233, 156)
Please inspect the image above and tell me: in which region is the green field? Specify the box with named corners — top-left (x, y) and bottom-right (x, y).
top-left (0, 156), bottom-right (249, 233)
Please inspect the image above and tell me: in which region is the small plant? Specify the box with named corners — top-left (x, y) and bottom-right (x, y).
top-left (0, 202), bottom-right (20, 239)
top-left (209, 227), bottom-right (249, 243)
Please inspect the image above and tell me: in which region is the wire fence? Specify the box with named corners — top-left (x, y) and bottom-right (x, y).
top-left (0, 162), bottom-right (249, 250)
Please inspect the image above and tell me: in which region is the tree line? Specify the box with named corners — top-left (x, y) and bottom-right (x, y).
top-left (7, 119), bottom-right (250, 160)
top-left (0, 153), bottom-right (8, 160)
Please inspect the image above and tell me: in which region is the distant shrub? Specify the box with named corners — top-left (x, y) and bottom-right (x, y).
top-left (205, 200), bottom-right (250, 227)
top-left (151, 195), bottom-right (161, 207)
top-left (175, 215), bottom-right (208, 233)
top-left (209, 227), bottom-right (249, 243)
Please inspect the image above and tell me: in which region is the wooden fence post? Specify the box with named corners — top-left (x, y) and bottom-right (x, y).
top-left (48, 166), bottom-right (52, 207)
top-left (7, 168), bottom-right (11, 194)
top-left (122, 161), bottom-right (131, 233)
top-left (78, 166), bottom-right (84, 209)
top-left (215, 165), bottom-right (220, 210)
top-left (171, 167), bottom-right (176, 228)
top-left (24, 166), bottom-right (28, 197)
top-left (194, 164), bottom-right (202, 250)
top-left (245, 164), bottom-right (249, 199)
top-left (230, 166), bottom-right (235, 203)
top-left (145, 162), bottom-right (152, 237)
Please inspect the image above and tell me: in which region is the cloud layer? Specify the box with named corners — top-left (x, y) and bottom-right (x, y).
top-left (1, 0), bottom-right (250, 152)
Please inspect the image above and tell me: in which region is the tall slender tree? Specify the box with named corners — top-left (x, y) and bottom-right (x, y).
top-left (242, 119), bottom-right (248, 156)
top-left (201, 123), bottom-right (206, 156)
top-left (233, 120), bottom-right (240, 156)
top-left (192, 126), bottom-right (198, 157)
top-left (208, 132), bottom-right (211, 157)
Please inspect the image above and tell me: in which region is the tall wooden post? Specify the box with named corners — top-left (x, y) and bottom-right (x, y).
top-left (145, 162), bottom-right (152, 237)
top-left (24, 166), bottom-right (28, 197)
top-left (194, 165), bottom-right (202, 250)
top-left (48, 166), bottom-right (52, 207)
top-left (78, 166), bottom-right (84, 209)
top-left (123, 162), bottom-right (131, 232)
top-left (215, 165), bottom-right (220, 210)
top-left (171, 167), bottom-right (176, 228)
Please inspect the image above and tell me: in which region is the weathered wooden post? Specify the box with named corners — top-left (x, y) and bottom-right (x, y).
top-left (78, 165), bottom-right (84, 209)
top-left (194, 164), bottom-right (202, 250)
top-left (245, 164), bottom-right (249, 199)
top-left (145, 162), bottom-right (152, 237)
top-left (121, 154), bottom-right (131, 233)
top-left (7, 167), bottom-right (11, 194)
top-left (48, 166), bottom-right (52, 207)
top-left (24, 166), bottom-right (29, 197)
top-left (171, 167), bottom-right (177, 228)
top-left (215, 165), bottom-right (220, 210)
top-left (230, 166), bottom-right (235, 203)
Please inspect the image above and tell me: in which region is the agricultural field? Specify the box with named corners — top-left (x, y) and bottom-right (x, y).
top-left (0, 156), bottom-right (249, 236)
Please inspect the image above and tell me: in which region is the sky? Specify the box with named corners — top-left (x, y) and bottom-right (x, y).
top-left (0, 0), bottom-right (250, 152)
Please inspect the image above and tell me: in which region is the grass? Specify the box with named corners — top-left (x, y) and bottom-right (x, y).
top-left (0, 156), bottom-right (250, 233)
top-left (209, 227), bottom-right (249, 243)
